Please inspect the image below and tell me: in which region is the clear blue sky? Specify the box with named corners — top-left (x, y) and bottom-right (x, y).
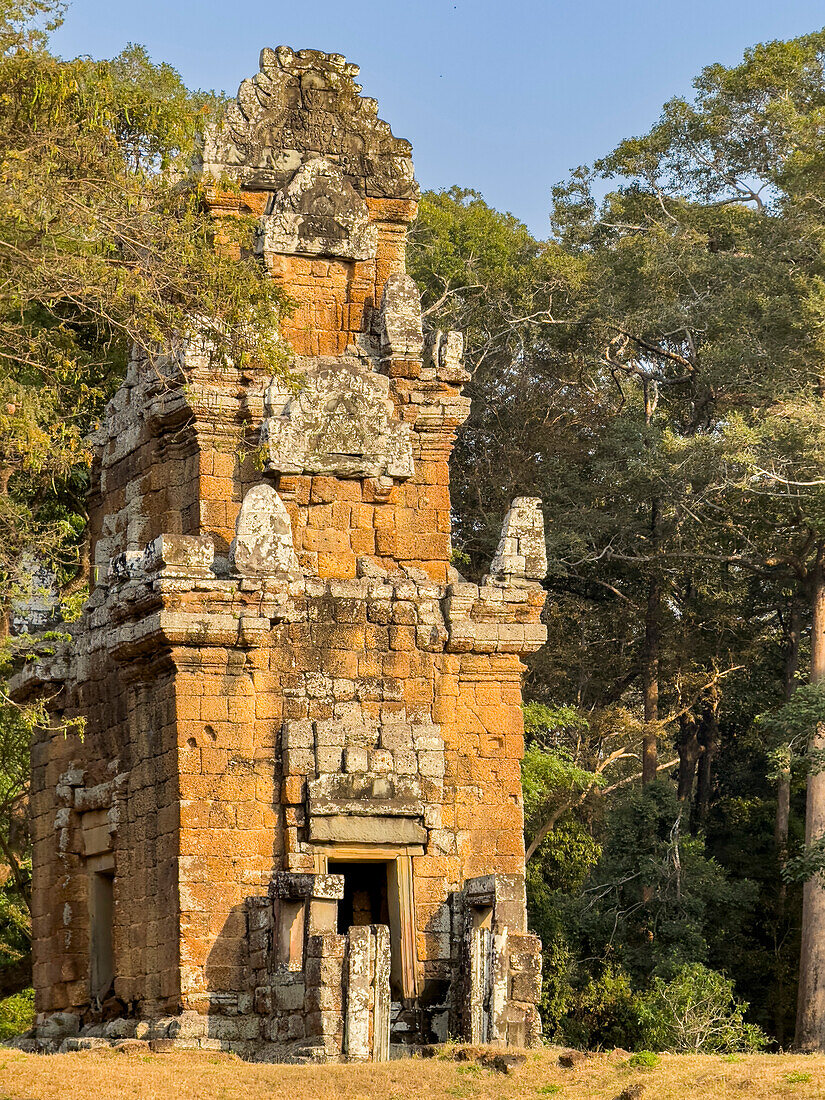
top-left (52, 0), bottom-right (825, 237)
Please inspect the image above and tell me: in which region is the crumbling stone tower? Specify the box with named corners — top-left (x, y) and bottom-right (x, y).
top-left (14, 47), bottom-right (548, 1061)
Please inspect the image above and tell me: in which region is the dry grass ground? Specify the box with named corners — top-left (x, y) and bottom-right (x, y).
top-left (0, 1045), bottom-right (824, 1100)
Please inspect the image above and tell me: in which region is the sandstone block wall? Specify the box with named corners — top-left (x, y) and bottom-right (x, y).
top-left (12, 46), bottom-right (548, 1061)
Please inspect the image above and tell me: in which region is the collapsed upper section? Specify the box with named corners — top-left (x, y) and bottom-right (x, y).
top-left (198, 48), bottom-right (418, 356)
top-left (199, 46), bottom-right (418, 201)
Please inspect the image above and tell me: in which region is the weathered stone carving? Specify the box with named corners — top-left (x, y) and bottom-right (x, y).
top-left (462, 875), bottom-right (541, 1048)
top-left (230, 484), bottom-right (301, 577)
top-left (489, 497), bottom-right (548, 581)
top-left (308, 772), bottom-right (427, 844)
top-left (200, 46), bottom-right (417, 199)
top-left (379, 273), bottom-right (424, 360)
top-left (345, 924), bottom-right (390, 1061)
top-left (143, 534), bottom-right (215, 577)
top-left (308, 772), bottom-right (425, 816)
top-left (423, 329), bottom-right (467, 383)
top-left (11, 556), bottom-right (59, 635)
top-left (262, 358), bottom-right (414, 479)
top-left (258, 158), bottom-right (377, 260)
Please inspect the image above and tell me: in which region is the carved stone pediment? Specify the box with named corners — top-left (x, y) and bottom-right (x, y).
top-left (257, 158), bottom-right (377, 260)
top-left (262, 358), bottom-right (414, 479)
top-left (199, 45), bottom-right (418, 199)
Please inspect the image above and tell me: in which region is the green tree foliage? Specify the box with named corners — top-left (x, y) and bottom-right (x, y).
top-left (0, 0), bottom-right (290, 991)
top-left (406, 30), bottom-right (825, 1050)
top-left (0, 700), bottom-right (33, 913)
top-left (580, 784), bottom-right (757, 983)
top-left (641, 964), bottom-right (767, 1053)
top-left (407, 187), bottom-right (585, 570)
top-left (526, 777), bottom-right (760, 1049)
top-left (0, 0), bottom-right (289, 627)
top-left (559, 29), bottom-right (825, 1050)
top-left (0, 986), bottom-right (34, 1040)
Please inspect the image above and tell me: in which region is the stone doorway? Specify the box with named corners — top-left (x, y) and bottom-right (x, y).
top-left (329, 861), bottom-right (390, 935)
top-left (314, 845), bottom-right (420, 1003)
top-left (328, 860), bottom-right (393, 1062)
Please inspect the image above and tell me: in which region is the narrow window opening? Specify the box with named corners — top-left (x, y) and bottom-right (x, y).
top-left (89, 870), bottom-right (115, 1003)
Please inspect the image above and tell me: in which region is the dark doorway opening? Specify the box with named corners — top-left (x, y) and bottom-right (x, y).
top-left (329, 861), bottom-right (390, 934)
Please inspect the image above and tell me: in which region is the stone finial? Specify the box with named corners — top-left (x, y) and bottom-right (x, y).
top-left (489, 498), bottom-right (547, 581)
top-left (423, 330), bottom-right (469, 383)
top-left (229, 484), bottom-right (300, 578)
top-left (11, 555), bottom-right (60, 634)
top-left (199, 46), bottom-right (418, 200)
top-left (378, 274), bottom-right (423, 360)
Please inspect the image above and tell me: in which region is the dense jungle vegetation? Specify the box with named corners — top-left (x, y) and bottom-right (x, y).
top-left (407, 30), bottom-right (825, 1050)
top-left (5, 0), bottom-right (825, 1054)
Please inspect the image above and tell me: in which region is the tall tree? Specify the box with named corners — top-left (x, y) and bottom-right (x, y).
top-left (408, 33), bottom-right (825, 1049)
top-left (408, 186), bottom-right (580, 568)
top-left (551, 28), bottom-right (825, 1050)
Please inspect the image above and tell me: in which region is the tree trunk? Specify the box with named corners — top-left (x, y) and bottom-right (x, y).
top-left (642, 574), bottom-right (660, 785)
top-left (677, 713), bottom-right (700, 802)
top-left (775, 773), bottom-right (791, 852)
top-left (693, 695), bottom-right (719, 831)
top-left (775, 599), bottom-right (801, 1047)
top-left (682, 712), bottom-right (699, 800)
top-left (776, 601), bottom-right (801, 854)
top-left (796, 561), bottom-right (825, 1050)
top-left (783, 600), bottom-right (803, 701)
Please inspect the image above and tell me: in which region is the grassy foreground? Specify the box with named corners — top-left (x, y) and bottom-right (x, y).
top-left (0, 1046), bottom-right (824, 1100)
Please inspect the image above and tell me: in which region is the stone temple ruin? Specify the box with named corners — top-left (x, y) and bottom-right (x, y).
top-left (11, 47), bottom-right (548, 1060)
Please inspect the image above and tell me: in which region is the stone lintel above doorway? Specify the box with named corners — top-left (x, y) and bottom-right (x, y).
top-left (309, 815), bottom-right (426, 845)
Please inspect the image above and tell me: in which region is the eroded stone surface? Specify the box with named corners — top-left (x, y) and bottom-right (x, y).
top-left (11, 556), bottom-right (59, 635)
top-left (14, 45), bottom-right (545, 1066)
top-left (379, 274), bottom-right (424, 360)
top-left (489, 497), bottom-right (548, 581)
top-left (258, 158), bottom-right (378, 260)
top-left (200, 46), bottom-right (417, 200)
top-left (230, 484), bottom-right (301, 577)
top-left (262, 358), bottom-right (414, 479)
